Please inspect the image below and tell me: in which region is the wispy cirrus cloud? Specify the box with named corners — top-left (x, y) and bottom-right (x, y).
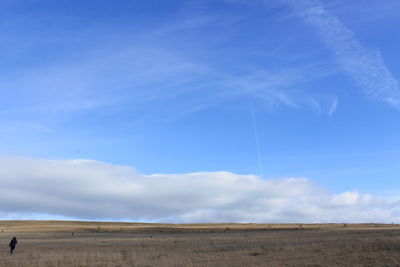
top-left (1, 1), bottom-right (370, 128)
top-left (286, 0), bottom-right (400, 108)
top-left (328, 97), bottom-right (338, 116)
top-left (1, 156), bottom-right (399, 223)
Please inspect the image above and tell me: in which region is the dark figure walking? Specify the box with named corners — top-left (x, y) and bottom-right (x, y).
top-left (9, 237), bottom-right (17, 254)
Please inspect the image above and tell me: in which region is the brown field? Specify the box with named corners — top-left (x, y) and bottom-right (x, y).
top-left (1, 221), bottom-right (400, 266)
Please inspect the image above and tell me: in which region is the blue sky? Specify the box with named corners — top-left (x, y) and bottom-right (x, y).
top-left (1, 0), bottom-right (400, 222)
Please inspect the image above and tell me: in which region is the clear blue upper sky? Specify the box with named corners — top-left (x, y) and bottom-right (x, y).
top-left (1, 0), bottom-right (399, 208)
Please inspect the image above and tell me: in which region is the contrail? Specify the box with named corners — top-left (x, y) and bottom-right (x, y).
top-left (286, 0), bottom-right (400, 108)
top-left (250, 100), bottom-right (264, 178)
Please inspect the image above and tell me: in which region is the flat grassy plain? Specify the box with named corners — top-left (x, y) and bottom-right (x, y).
top-left (1, 221), bottom-right (400, 266)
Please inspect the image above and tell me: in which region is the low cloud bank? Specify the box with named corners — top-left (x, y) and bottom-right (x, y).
top-left (0, 157), bottom-right (399, 223)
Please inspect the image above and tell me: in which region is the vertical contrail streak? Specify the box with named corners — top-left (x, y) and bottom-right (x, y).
top-left (250, 100), bottom-right (264, 178)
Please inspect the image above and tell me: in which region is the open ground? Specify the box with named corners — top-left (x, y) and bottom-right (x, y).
top-left (1, 221), bottom-right (400, 266)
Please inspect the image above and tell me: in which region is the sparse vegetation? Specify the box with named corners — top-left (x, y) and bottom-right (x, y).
top-left (1, 221), bottom-right (400, 266)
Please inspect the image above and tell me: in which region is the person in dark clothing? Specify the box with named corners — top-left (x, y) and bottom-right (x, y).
top-left (9, 237), bottom-right (17, 254)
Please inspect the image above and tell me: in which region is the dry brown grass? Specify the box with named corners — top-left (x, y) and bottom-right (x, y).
top-left (1, 221), bottom-right (400, 266)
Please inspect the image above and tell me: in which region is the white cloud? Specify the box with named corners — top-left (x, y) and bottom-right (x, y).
top-left (286, 0), bottom-right (400, 107)
top-left (0, 156), bottom-right (399, 223)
